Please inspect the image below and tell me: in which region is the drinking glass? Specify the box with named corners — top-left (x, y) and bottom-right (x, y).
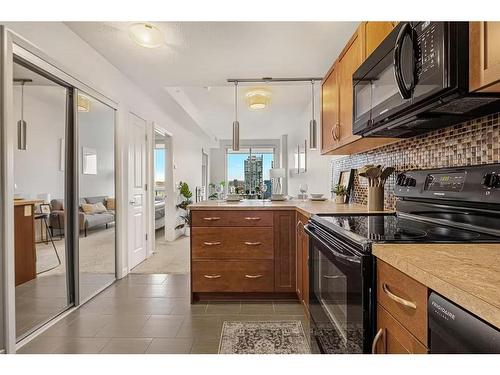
top-left (299, 184), bottom-right (308, 200)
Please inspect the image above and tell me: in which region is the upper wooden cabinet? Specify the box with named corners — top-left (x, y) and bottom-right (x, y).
top-left (469, 22), bottom-right (500, 93)
top-left (361, 22), bottom-right (398, 59)
top-left (321, 25), bottom-right (398, 155)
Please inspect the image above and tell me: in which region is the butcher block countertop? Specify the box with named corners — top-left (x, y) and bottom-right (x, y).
top-left (373, 243), bottom-right (500, 329)
top-left (188, 199), bottom-right (390, 217)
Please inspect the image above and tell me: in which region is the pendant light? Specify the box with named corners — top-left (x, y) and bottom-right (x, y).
top-left (309, 80), bottom-right (317, 150)
top-left (16, 79), bottom-right (31, 150)
top-left (232, 81), bottom-right (240, 151)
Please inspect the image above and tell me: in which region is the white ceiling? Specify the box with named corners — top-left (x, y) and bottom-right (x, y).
top-left (67, 22), bottom-right (358, 140)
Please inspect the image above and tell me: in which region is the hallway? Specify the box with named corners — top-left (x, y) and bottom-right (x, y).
top-left (17, 274), bottom-right (308, 354)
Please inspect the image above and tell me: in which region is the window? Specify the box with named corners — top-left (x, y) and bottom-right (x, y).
top-left (226, 147), bottom-right (274, 199)
top-left (154, 146), bottom-right (166, 199)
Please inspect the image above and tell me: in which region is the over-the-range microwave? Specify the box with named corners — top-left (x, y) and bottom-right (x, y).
top-left (353, 22), bottom-right (500, 138)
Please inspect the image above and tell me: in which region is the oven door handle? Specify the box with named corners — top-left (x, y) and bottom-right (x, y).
top-left (304, 225), bottom-right (361, 264)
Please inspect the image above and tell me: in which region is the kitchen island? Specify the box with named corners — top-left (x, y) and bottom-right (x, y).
top-left (188, 199), bottom-right (388, 302)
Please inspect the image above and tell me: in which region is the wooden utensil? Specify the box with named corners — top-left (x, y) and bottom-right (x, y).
top-left (365, 167), bottom-right (382, 187)
top-left (379, 167), bottom-right (395, 186)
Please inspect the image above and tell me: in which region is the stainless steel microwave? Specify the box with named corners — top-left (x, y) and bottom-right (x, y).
top-left (353, 22), bottom-right (500, 138)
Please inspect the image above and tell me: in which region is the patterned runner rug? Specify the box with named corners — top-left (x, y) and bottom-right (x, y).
top-left (218, 320), bottom-right (310, 354)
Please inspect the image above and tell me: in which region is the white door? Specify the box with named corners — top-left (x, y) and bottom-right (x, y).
top-left (128, 113), bottom-right (148, 269)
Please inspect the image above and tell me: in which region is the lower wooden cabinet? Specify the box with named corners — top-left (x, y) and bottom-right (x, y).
top-left (373, 304), bottom-right (428, 354)
top-left (296, 213), bottom-right (309, 310)
top-left (192, 260), bottom-right (274, 292)
top-left (274, 210), bottom-right (296, 292)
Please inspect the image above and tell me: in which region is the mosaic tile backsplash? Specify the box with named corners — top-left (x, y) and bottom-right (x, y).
top-left (331, 112), bottom-right (500, 209)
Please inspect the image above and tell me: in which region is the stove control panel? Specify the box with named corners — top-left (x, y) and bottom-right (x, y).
top-left (395, 163), bottom-right (500, 204)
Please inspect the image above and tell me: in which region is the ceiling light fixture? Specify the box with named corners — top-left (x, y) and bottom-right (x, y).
top-left (128, 23), bottom-right (164, 48)
top-left (232, 81), bottom-right (240, 151)
top-left (77, 94), bottom-right (91, 112)
top-left (309, 80), bottom-right (317, 150)
top-left (245, 89), bottom-right (271, 110)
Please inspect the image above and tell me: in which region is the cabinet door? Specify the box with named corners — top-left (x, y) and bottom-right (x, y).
top-left (373, 304), bottom-right (428, 354)
top-left (338, 33), bottom-right (363, 144)
top-left (321, 68), bottom-right (340, 153)
top-left (470, 22), bottom-right (500, 92)
top-left (296, 219), bottom-right (303, 301)
top-left (363, 21), bottom-right (397, 59)
top-left (274, 211), bottom-right (296, 292)
top-left (301, 222), bottom-right (309, 309)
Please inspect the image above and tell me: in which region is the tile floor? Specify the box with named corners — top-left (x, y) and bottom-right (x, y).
top-left (17, 273), bottom-right (308, 354)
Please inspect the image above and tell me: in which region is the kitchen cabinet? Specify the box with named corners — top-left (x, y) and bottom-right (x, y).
top-left (190, 209), bottom-right (296, 300)
top-left (274, 210), bottom-right (296, 293)
top-left (373, 304), bottom-right (428, 354)
top-left (295, 212), bottom-right (309, 310)
top-left (321, 25), bottom-right (398, 155)
top-left (361, 21), bottom-right (398, 59)
top-left (321, 67), bottom-right (340, 153)
top-left (469, 22), bottom-right (500, 93)
top-left (374, 260), bottom-right (429, 353)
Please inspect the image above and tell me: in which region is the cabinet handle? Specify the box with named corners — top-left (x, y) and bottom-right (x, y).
top-left (203, 241), bottom-right (221, 246)
top-left (244, 241), bottom-right (262, 246)
top-left (323, 275), bottom-right (344, 279)
top-left (334, 122), bottom-right (341, 140)
top-left (203, 217), bottom-right (221, 221)
top-left (244, 217), bottom-right (261, 221)
top-left (296, 221), bottom-right (304, 229)
top-left (244, 274), bottom-right (263, 279)
top-left (330, 126), bottom-right (336, 141)
top-left (371, 328), bottom-right (384, 354)
top-left (203, 274), bottom-right (221, 279)
top-left (382, 283), bottom-right (417, 309)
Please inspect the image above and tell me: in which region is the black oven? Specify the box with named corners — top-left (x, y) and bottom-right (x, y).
top-left (353, 22), bottom-right (500, 138)
top-left (304, 222), bottom-right (373, 354)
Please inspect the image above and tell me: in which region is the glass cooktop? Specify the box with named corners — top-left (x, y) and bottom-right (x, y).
top-left (314, 214), bottom-right (500, 243)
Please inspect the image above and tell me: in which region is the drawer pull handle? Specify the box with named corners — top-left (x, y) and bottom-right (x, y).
top-left (203, 241), bottom-right (221, 246)
top-left (203, 274), bottom-right (221, 279)
top-left (244, 217), bottom-right (261, 221)
top-left (382, 283), bottom-right (417, 309)
top-left (371, 328), bottom-right (384, 354)
top-left (244, 241), bottom-right (262, 246)
top-left (203, 217), bottom-right (221, 221)
top-left (244, 274), bottom-right (263, 279)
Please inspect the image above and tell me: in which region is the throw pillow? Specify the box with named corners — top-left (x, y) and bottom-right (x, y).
top-left (81, 202), bottom-right (107, 214)
top-left (106, 197), bottom-right (116, 210)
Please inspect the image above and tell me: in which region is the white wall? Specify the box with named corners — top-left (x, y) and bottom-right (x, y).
top-left (13, 85), bottom-right (66, 200)
top-left (2, 22), bottom-right (213, 275)
top-left (286, 91), bottom-right (341, 198)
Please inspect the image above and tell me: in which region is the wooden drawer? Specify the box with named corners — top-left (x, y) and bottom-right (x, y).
top-left (374, 304), bottom-right (427, 354)
top-left (191, 210), bottom-right (273, 227)
top-left (192, 260), bottom-right (274, 292)
top-left (191, 227), bottom-right (274, 260)
top-left (377, 260), bottom-right (428, 345)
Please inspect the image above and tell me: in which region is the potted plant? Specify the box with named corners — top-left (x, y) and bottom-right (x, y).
top-left (332, 184), bottom-right (347, 204)
top-left (176, 181), bottom-right (193, 236)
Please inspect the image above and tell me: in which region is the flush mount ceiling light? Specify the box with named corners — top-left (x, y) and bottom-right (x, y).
top-left (245, 89), bottom-right (271, 110)
top-left (77, 94), bottom-right (90, 112)
top-left (128, 23), bottom-right (164, 48)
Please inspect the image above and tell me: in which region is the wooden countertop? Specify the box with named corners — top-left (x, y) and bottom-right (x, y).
top-left (188, 199), bottom-right (390, 217)
top-left (373, 243), bottom-right (500, 329)
top-left (14, 199), bottom-right (43, 206)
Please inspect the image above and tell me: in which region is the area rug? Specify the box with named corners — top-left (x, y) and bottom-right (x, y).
top-left (218, 321), bottom-right (310, 354)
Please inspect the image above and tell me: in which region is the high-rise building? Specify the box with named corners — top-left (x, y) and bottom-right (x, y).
top-left (244, 155), bottom-right (263, 193)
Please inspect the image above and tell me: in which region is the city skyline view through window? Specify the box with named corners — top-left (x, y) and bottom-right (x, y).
top-left (226, 148), bottom-right (274, 198)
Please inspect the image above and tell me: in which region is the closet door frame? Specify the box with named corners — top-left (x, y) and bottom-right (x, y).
top-left (0, 26), bottom-right (118, 353)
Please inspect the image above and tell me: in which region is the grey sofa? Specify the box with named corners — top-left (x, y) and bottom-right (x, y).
top-left (50, 196), bottom-right (115, 237)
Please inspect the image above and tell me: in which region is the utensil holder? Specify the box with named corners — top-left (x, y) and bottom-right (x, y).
top-left (368, 186), bottom-right (384, 211)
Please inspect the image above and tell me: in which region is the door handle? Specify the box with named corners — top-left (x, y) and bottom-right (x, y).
top-left (245, 274), bottom-right (263, 279)
top-left (129, 200), bottom-right (136, 205)
top-left (203, 217), bottom-right (221, 221)
top-left (393, 22), bottom-right (415, 100)
top-left (382, 283), bottom-right (417, 309)
top-left (244, 241), bottom-right (262, 246)
top-left (203, 241), bottom-right (221, 246)
top-left (371, 328), bottom-right (384, 354)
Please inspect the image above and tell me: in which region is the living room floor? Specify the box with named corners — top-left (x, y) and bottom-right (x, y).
top-left (17, 274), bottom-right (308, 354)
